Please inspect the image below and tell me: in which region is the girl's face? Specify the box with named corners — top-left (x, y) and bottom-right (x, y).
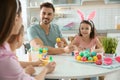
top-left (11, 13), bottom-right (23, 35)
top-left (16, 32), bottom-right (24, 48)
top-left (80, 23), bottom-right (91, 38)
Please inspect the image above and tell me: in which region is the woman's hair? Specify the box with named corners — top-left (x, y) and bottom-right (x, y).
top-left (8, 25), bottom-right (24, 44)
top-left (78, 20), bottom-right (96, 39)
top-left (0, 0), bottom-right (22, 45)
top-left (40, 2), bottom-right (55, 12)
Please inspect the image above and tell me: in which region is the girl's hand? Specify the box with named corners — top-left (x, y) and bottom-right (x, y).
top-left (45, 61), bottom-right (56, 74)
top-left (34, 60), bottom-right (43, 66)
top-left (64, 45), bottom-right (75, 53)
top-left (25, 65), bottom-right (35, 75)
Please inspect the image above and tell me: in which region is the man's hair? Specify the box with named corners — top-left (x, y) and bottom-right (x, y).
top-left (40, 2), bottom-right (55, 12)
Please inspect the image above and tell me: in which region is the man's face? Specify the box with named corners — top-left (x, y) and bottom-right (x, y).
top-left (40, 7), bottom-right (54, 25)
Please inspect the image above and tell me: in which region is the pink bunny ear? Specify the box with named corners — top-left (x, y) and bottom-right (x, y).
top-left (77, 10), bottom-right (84, 20)
top-left (87, 11), bottom-right (96, 20)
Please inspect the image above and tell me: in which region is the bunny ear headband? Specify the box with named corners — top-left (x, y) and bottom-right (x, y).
top-left (77, 9), bottom-right (96, 21)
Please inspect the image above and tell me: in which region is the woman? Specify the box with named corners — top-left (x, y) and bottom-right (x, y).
top-left (0, 0), bottom-right (56, 80)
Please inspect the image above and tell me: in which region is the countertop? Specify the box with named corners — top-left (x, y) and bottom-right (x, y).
top-left (61, 29), bottom-right (120, 34)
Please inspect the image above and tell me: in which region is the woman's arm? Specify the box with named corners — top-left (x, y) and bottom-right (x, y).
top-left (20, 60), bottom-right (42, 68)
top-left (35, 62), bottom-right (56, 80)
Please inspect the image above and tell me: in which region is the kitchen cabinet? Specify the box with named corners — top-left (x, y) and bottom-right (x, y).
top-left (26, 0), bottom-right (81, 26)
top-left (52, 0), bottom-right (81, 6)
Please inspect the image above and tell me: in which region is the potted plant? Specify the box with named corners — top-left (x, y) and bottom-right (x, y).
top-left (101, 37), bottom-right (118, 57)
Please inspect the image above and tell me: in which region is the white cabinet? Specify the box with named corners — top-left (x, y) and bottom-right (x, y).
top-left (26, 0), bottom-right (81, 27)
top-left (52, 0), bottom-right (81, 6)
top-left (107, 33), bottom-right (120, 39)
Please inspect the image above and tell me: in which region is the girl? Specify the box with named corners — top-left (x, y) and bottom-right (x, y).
top-left (70, 10), bottom-right (104, 80)
top-left (8, 25), bottom-right (44, 75)
top-left (70, 20), bottom-right (104, 53)
top-left (0, 0), bottom-right (56, 80)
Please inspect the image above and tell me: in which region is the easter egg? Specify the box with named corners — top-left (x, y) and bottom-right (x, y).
top-left (81, 57), bottom-right (87, 61)
top-left (93, 56), bottom-right (98, 62)
top-left (84, 50), bottom-right (90, 54)
top-left (95, 60), bottom-right (102, 65)
top-left (76, 56), bottom-right (81, 60)
top-left (56, 38), bottom-right (61, 42)
top-left (39, 48), bottom-right (43, 54)
top-left (74, 51), bottom-right (79, 56)
top-left (88, 57), bottom-right (93, 61)
top-left (79, 52), bottom-right (84, 57)
top-left (91, 51), bottom-right (97, 56)
top-left (43, 49), bottom-right (47, 53)
top-left (84, 53), bottom-right (89, 58)
top-left (97, 54), bottom-right (102, 60)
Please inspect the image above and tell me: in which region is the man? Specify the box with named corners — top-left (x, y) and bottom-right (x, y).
top-left (27, 2), bottom-right (74, 55)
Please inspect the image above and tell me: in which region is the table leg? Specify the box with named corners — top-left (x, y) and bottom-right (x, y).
top-left (99, 76), bottom-right (104, 80)
top-left (60, 79), bottom-right (71, 80)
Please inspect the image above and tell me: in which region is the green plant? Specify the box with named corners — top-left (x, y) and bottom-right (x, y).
top-left (101, 37), bottom-right (118, 54)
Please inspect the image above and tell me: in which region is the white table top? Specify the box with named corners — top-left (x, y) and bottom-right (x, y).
top-left (34, 54), bottom-right (120, 79)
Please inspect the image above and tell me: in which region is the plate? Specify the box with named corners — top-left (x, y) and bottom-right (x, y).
top-left (76, 60), bottom-right (95, 63)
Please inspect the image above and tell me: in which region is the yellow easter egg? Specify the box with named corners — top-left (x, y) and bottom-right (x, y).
top-left (56, 38), bottom-right (61, 42)
top-left (38, 54), bottom-right (42, 59)
top-left (93, 56), bottom-right (98, 61)
top-left (76, 56), bottom-right (81, 61)
top-left (43, 49), bottom-right (47, 53)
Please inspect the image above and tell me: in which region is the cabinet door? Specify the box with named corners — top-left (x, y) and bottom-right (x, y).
top-left (52, 0), bottom-right (81, 5)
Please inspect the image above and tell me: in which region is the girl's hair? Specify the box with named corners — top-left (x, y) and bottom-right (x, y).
top-left (40, 2), bottom-right (55, 12)
top-left (8, 25), bottom-right (24, 44)
top-left (78, 20), bottom-right (96, 39)
top-left (0, 0), bottom-right (22, 45)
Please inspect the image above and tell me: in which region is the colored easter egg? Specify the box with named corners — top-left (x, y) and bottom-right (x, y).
top-left (43, 49), bottom-right (47, 53)
top-left (93, 56), bottom-right (98, 62)
top-left (84, 50), bottom-right (90, 54)
top-left (76, 56), bottom-right (81, 60)
top-left (81, 57), bottom-right (87, 61)
top-left (88, 57), bottom-right (93, 61)
top-left (91, 51), bottom-right (97, 56)
top-left (95, 60), bottom-right (102, 65)
top-left (79, 52), bottom-right (84, 57)
top-left (97, 54), bottom-right (102, 60)
top-left (39, 48), bottom-right (43, 54)
top-left (74, 51), bottom-right (79, 56)
top-left (56, 38), bottom-right (61, 42)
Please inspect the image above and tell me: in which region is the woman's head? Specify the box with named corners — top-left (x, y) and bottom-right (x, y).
top-left (8, 25), bottom-right (24, 49)
top-left (78, 20), bottom-right (96, 39)
top-left (0, 0), bottom-right (22, 45)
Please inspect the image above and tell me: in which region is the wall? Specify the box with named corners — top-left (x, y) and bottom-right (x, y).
top-left (54, 4), bottom-right (120, 31)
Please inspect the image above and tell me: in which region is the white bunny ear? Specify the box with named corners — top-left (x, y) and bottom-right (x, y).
top-left (87, 11), bottom-right (96, 20)
top-left (77, 9), bottom-right (84, 21)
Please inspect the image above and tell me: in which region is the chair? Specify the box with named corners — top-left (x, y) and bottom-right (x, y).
top-left (23, 43), bottom-right (31, 54)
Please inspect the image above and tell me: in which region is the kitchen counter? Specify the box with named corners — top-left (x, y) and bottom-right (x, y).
top-left (61, 29), bottom-right (120, 34)
top-left (61, 29), bottom-right (120, 38)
